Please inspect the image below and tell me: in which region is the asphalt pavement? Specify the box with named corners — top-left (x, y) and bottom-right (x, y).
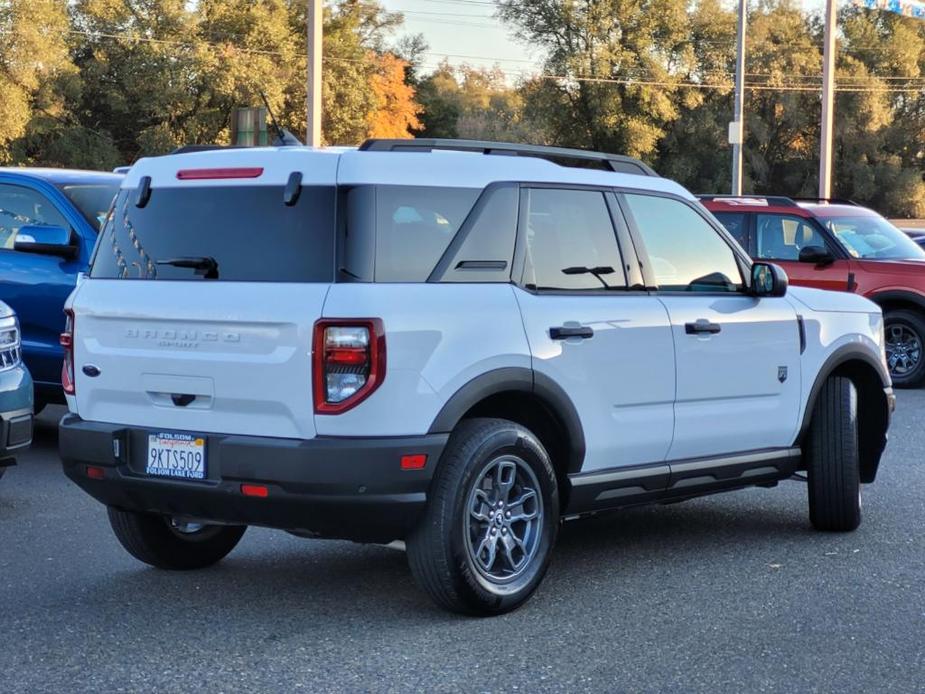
top-left (1, 397), bottom-right (924, 693)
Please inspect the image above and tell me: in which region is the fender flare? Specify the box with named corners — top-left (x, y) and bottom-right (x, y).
top-left (427, 367), bottom-right (587, 473)
top-left (796, 343), bottom-right (889, 444)
top-left (867, 290), bottom-right (925, 313)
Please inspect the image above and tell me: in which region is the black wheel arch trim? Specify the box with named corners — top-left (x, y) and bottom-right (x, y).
top-left (868, 290), bottom-right (925, 313)
top-left (796, 343), bottom-right (891, 483)
top-left (427, 367), bottom-right (587, 474)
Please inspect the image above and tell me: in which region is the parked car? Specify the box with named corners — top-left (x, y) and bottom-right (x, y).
top-left (701, 196), bottom-right (925, 387)
top-left (901, 227), bottom-right (925, 250)
top-left (0, 300), bottom-right (33, 481)
top-left (59, 140), bottom-right (892, 615)
top-left (0, 168), bottom-right (123, 412)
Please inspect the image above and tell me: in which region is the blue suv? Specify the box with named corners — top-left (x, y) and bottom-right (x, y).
top-left (0, 168), bottom-right (122, 411)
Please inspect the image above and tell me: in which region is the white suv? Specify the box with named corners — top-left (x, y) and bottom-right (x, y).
top-left (59, 139), bottom-right (893, 614)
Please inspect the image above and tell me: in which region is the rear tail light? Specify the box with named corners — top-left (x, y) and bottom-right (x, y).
top-left (176, 167), bottom-right (264, 180)
top-left (61, 308), bottom-right (75, 395)
top-left (313, 319), bottom-right (385, 414)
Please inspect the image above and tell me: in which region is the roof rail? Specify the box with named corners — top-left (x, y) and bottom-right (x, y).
top-left (791, 197), bottom-right (860, 206)
top-left (358, 138), bottom-right (658, 177)
top-left (170, 145), bottom-right (248, 155)
top-left (697, 194), bottom-right (799, 207)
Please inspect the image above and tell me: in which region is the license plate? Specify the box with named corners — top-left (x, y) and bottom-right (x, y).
top-left (146, 432), bottom-right (206, 480)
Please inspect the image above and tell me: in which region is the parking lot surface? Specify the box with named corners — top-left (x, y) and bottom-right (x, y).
top-left (1, 396), bottom-right (923, 693)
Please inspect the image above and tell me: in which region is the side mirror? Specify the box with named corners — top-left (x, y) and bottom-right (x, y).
top-left (750, 262), bottom-right (788, 298)
top-left (13, 225), bottom-right (77, 259)
top-left (798, 245), bottom-right (834, 266)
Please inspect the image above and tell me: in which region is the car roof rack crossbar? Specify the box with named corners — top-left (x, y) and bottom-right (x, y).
top-left (697, 194), bottom-right (798, 207)
top-left (358, 138), bottom-right (658, 177)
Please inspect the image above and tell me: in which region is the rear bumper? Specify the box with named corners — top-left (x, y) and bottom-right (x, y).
top-left (59, 414), bottom-right (447, 542)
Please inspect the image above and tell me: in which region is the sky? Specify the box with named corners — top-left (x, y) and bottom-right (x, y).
top-left (381, 0), bottom-right (834, 79)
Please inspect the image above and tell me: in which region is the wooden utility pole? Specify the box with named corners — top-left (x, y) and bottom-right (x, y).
top-left (307, 0), bottom-right (322, 147)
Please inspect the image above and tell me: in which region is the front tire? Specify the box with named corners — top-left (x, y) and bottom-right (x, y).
top-left (806, 376), bottom-right (861, 531)
top-left (407, 418), bottom-right (559, 615)
top-left (108, 507), bottom-right (246, 569)
top-left (884, 309), bottom-right (925, 388)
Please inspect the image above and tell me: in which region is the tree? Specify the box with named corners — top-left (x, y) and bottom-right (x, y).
top-left (366, 53), bottom-right (421, 138)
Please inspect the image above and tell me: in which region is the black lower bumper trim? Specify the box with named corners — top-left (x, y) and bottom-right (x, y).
top-left (59, 414), bottom-right (447, 542)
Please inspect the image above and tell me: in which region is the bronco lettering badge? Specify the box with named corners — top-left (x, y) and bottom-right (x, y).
top-left (778, 366), bottom-right (788, 383)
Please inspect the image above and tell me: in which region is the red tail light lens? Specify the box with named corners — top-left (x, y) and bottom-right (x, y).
top-left (313, 319), bottom-right (385, 414)
top-left (61, 308), bottom-right (75, 395)
top-left (176, 167), bottom-right (264, 180)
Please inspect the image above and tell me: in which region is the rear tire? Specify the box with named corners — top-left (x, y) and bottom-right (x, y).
top-left (806, 376), bottom-right (861, 532)
top-left (108, 507), bottom-right (246, 569)
top-left (406, 418), bottom-right (559, 615)
top-left (884, 309), bottom-right (925, 388)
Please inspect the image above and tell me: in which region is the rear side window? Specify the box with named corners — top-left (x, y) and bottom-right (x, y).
top-left (344, 185), bottom-right (480, 282)
top-left (91, 185), bottom-right (335, 282)
top-left (522, 188), bottom-right (626, 291)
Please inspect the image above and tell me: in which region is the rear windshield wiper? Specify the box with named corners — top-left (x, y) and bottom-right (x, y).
top-left (156, 256), bottom-right (219, 280)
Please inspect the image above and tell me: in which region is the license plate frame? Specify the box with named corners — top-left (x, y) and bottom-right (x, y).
top-left (146, 432), bottom-right (207, 481)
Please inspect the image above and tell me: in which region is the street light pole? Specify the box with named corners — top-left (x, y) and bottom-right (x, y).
top-left (731, 0), bottom-right (747, 195)
top-left (819, 0), bottom-right (837, 199)
top-left (306, 0), bottom-right (323, 147)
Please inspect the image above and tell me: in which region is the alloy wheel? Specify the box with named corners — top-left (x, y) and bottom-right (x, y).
top-left (464, 455), bottom-right (544, 583)
top-left (885, 323), bottom-right (922, 377)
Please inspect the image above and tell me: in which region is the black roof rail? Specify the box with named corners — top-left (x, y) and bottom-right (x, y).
top-left (697, 194), bottom-right (799, 207)
top-left (358, 138), bottom-right (658, 177)
top-left (170, 145), bottom-right (249, 155)
top-left (790, 197), bottom-right (860, 206)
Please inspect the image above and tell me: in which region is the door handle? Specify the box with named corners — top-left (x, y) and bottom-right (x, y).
top-left (685, 319), bottom-right (722, 335)
top-left (550, 325), bottom-right (594, 340)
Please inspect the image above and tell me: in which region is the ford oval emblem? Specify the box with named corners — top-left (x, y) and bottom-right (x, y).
top-left (82, 364), bottom-right (101, 377)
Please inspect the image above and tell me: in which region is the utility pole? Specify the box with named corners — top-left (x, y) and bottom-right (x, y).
top-left (730, 0), bottom-right (747, 195)
top-left (818, 0), bottom-right (837, 199)
top-left (306, 0), bottom-right (323, 147)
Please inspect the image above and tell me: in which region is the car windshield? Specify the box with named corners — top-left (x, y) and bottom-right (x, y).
top-left (57, 183), bottom-right (121, 230)
top-left (824, 215), bottom-right (925, 260)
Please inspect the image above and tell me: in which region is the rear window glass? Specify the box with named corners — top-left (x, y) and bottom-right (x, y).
top-left (345, 185), bottom-right (480, 282)
top-left (91, 185), bottom-right (335, 282)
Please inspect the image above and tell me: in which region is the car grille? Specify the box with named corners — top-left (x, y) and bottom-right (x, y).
top-left (0, 316), bottom-right (21, 371)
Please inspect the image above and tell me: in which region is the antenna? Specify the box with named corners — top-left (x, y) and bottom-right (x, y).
top-left (258, 91), bottom-right (303, 147)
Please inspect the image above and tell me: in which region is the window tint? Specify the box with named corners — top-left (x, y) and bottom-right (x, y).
top-left (522, 188), bottom-right (626, 291)
top-left (755, 214), bottom-right (828, 261)
top-left (58, 184), bottom-right (120, 230)
top-left (91, 186), bottom-right (335, 281)
top-left (372, 186), bottom-right (479, 281)
top-left (0, 184), bottom-right (69, 250)
top-left (712, 211), bottom-right (749, 251)
top-left (623, 194), bottom-right (742, 292)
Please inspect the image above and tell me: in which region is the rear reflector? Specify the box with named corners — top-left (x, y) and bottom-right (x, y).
top-left (176, 167), bottom-right (264, 180)
top-left (400, 454), bottom-right (428, 470)
top-left (241, 484), bottom-right (269, 498)
top-left (86, 465), bottom-right (105, 480)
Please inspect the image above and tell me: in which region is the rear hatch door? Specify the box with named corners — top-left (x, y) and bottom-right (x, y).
top-left (70, 150), bottom-right (339, 439)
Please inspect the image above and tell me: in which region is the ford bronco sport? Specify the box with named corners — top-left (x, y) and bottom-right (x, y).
top-left (59, 140), bottom-right (893, 615)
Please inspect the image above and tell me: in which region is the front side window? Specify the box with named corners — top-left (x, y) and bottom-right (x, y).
top-left (0, 184), bottom-right (69, 250)
top-left (712, 211), bottom-right (750, 251)
top-left (58, 183), bottom-right (120, 230)
top-left (623, 194), bottom-right (742, 292)
top-left (824, 215), bottom-right (925, 260)
top-left (755, 214), bottom-right (828, 261)
top-left (522, 188), bottom-right (626, 291)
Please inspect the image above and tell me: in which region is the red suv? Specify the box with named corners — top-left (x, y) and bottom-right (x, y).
top-left (701, 195), bottom-right (925, 387)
